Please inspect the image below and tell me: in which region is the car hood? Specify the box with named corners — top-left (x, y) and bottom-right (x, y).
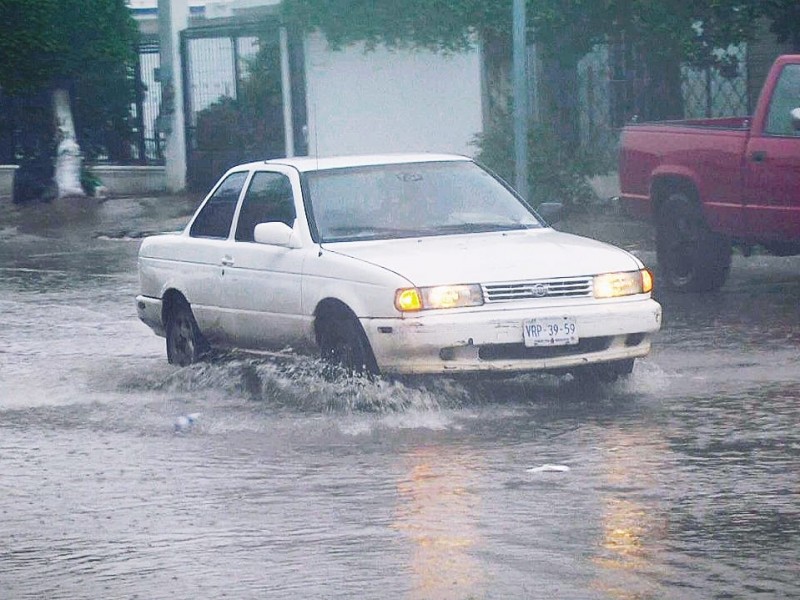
top-left (322, 228), bottom-right (643, 286)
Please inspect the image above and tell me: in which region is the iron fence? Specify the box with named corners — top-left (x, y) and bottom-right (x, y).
top-left (180, 20), bottom-right (307, 192)
top-left (134, 37), bottom-right (164, 164)
top-left (682, 45), bottom-right (749, 119)
top-left (577, 42), bottom-right (750, 170)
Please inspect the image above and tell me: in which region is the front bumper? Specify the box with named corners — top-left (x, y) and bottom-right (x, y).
top-left (362, 297), bottom-right (662, 375)
top-left (136, 295), bottom-right (165, 337)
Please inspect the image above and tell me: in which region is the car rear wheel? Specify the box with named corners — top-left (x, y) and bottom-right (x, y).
top-left (166, 300), bottom-right (206, 366)
top-left (656, 186), bottom-right (731, 292)
top-left (317, 313), bottom-right (378, 377)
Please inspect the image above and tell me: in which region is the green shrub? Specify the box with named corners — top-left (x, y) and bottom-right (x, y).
top-left (472, 118), bottom-right (600, 211)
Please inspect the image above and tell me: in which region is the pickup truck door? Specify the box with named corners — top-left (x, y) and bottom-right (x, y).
top-left (218, 167), bottom-right (313, 352)
top-left (743, 62), bottom-right (800, 241)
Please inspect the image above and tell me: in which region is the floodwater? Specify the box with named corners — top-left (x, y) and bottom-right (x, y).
top-left (1, 198), bottom-right (798, 599)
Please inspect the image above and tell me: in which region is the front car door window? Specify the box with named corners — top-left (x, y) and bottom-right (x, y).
top-left (764, 64), bottom-right (800, 137)
top-left (190, 171), bottom-right (249, 238)
top-left (235, 171), bottom-right (296, 242)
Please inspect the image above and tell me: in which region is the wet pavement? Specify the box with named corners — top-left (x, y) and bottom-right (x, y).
top-left (0, 194), bottom-right (798, 599)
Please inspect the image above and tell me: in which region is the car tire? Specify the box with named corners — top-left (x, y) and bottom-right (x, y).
top-left (656, 186), bottom-right (731, 292)
top-left (166, 299), bottom-right (207, 366)
top-left (317, 313), bottom-right (379, 377)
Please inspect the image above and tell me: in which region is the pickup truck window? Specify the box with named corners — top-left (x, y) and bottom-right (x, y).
top-left (765, 64), bottom-right (800, 136)
top-left (235, 172), bottom-right (296, 242)
top-left (190, 171), bottom-right (248, 239)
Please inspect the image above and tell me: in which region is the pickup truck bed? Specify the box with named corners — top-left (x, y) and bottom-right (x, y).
top-left (619, 55), bottom-right (800, 291)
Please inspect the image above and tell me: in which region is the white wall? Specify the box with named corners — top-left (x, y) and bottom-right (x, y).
top-left (304, 33), bottom-right (483, 158)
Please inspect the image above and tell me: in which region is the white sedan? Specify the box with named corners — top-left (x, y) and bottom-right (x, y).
top-left (136, 154), bottom-right (661, 380)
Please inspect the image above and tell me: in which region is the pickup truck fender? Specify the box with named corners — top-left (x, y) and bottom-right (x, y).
top-left (649, 168), bottom-right (743, 235)
top-left (649, 167), bottom-right (702, 216)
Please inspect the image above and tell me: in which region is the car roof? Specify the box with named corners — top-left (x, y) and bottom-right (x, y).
top-left (234, 153), bottom-right (473, 173)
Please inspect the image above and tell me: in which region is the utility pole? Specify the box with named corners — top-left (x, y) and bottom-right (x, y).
top-left (158, 0), bottom-right (189, 191)
top-left (512, 0), bottom-right (528, 201)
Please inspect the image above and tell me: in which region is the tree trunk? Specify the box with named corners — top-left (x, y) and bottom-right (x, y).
top-left (52, 88), bottom-right (85, 198)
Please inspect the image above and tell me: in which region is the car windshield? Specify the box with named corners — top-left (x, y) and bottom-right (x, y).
top-left (305, 161), bottom-right (543, 242)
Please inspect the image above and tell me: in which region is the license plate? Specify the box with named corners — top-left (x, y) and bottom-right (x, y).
top-left (523, 317), bottom-right (579, 347)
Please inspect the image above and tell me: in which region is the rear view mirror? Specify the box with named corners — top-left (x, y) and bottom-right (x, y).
top-left (791, 107), bottom-right (800, 131)
top-left (253, 222), bottom-right (300, 248)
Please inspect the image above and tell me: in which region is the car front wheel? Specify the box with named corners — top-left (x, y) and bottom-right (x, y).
top-left (317, 313), bottom-right (378, 377)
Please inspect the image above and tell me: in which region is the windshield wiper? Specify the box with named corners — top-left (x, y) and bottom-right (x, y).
top-left (426, 222), bottom-right (534, 235)
top-left (323, 226), bottom-right (427, 240)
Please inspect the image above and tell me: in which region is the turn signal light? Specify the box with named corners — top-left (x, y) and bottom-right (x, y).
top-left (395, 288), bottom-right (423, 311)
top-left (641, 268), bottom-right (653, 294)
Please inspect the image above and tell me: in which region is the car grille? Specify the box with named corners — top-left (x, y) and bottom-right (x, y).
top-left (481, 277), bottom-right (592, 303)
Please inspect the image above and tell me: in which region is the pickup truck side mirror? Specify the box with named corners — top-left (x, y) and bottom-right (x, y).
top-left (791, 107), bottom-right (800, 132)
top-left (537, 202), bottom-right (564, 225)
top-left (253, 221), bottom-right (301, 248)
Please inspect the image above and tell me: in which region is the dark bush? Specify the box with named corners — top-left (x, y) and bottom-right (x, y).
top-left (472, 117), bottom-right (601, 211)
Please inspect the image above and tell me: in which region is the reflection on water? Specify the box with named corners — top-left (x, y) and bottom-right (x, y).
top-left (392, 447), bottom-right (485, 600)
top-left (590, 428), bottom-right (670, 600)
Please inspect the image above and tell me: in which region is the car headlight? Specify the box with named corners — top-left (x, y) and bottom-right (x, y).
top-left (395, 284), bottom-right (484, 312)
top-left (593, 269), bottom-right (653, 299)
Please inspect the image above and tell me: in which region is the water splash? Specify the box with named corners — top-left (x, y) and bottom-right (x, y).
top-left (143, 356), bottom-right (476, 415)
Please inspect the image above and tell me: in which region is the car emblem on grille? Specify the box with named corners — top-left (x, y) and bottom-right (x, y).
top-left (532, 283), bottom-right (548, 297)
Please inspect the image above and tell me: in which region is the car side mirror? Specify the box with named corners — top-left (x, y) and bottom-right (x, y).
top-left (253, 221), bottom-right (300, 248)
top-left (537, 202), bottom-right (563, 224)
top-left (791, 107), bottom-right (800, 132)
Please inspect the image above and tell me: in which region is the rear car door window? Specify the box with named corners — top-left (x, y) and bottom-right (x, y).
top-left (235, 172), bottom-right (296, 242)
top-left (190, 171), bottom-right (248, 238)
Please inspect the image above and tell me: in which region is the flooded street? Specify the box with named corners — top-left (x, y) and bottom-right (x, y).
top-left (1, 198), bottom-right (798, 599)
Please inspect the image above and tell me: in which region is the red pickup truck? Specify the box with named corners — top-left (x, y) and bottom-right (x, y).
top-left (619, 54), bottom-right (800, 291)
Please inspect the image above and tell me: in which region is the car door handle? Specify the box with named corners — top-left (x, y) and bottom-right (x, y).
top-left (221, 256), bottom-right (235, 266)
top-left (750, 150), bottom-right (767, 163)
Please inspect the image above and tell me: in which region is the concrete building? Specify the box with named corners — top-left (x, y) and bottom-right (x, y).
top-left (132, 0), bottom-right (484, 192)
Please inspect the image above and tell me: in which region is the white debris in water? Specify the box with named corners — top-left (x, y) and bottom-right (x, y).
top-left (174, 412), bottom-right (201, 432)
top-left (527, 464), bottom-right (571, 473)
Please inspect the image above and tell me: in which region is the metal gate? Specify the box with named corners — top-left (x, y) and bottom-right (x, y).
top-left (180, 19), bottom-right (307, 192)
top-left (135, 36), bottom-right (164, 164)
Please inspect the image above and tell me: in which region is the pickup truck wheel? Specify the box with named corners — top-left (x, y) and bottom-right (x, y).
top-left (656, 189), bottom-right (731, 292)
top-left (166, 301), bottom-right (206, 366)
top-left (318, 314), bottom-right (379, 377)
